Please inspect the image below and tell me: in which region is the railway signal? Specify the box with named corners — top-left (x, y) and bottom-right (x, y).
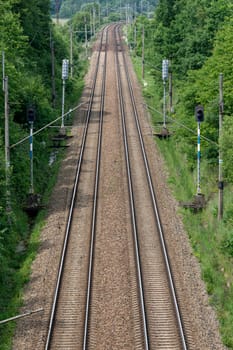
top-left (3, 51), bottom-right (11, 210)
top-left (195, 105), bottom-right (204, 122)
top-left (27, 106), bottom-right (36, 194)
top-left (195, 105), bottom-right (204, 196)
top-left (180, 106), bottom-right (206, 211)
top-left (162, 59), bottom-right (169, 129)
top-left (218, 73), bottom-right (224, 220)
top-left (61, 59), bottom-right (69, 130)
top-left (162, 59), bottom-right (169, 80)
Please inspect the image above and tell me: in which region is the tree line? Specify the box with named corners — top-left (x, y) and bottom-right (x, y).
top-left (131, 0), bottom-right (233, 182)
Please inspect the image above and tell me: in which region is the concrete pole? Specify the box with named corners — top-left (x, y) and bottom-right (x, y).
top-left (85, 22), bottom-right (88, 58)
top-left (3, 53), bottom-right (11, 210)
top-left (4, 76), bottom-right (10, 192)
top-left (169, 71), bottom-right (173, 113)
top-left (4, 76), bottom-right (10, 169)
top-left (61, 79), bottom-right (65, 128)
top-left (2, 51), bottom-right (5, 91)
top-left (29, 122), bottom-right (34, 194)
top-left (218, 73), bottom-right (224, 220)
top-left (93, 7), bottom-right (96, 36)
top-left (197, 122), bottom-right (201, 194)
top-left (163, 81), bottom-right (166, 128)
top-left (134, 25), bottom-right (137, 51)
top-left (142, 25), bottom-right (145, 80)
top-left (70, 27), bottom-right (73, 78)
top-left (55, 0), bottom-right (60, 24)
top-left (90, 10), bottom-right (93, 37)
top-left (50, 32), bottom-right (56, 108)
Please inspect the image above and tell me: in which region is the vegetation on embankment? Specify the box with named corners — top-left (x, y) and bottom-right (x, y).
top-left (128, 1), bottom-right (233, 348)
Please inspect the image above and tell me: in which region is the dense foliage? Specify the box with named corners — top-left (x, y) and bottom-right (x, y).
top-left (0, 1), bottom-right (84, 346)
top-left (130, 0), bottom-right (233, 179)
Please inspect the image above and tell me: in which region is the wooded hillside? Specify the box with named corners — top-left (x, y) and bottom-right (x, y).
top-left (129, 1), bottom-right (233, 347)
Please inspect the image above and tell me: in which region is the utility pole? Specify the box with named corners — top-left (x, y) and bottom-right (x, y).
top-left (134, 2), bottom-right (137, 18)
top-left (50, 31), bottom-right (56, 108)
top-left (98, 2), bottom-right (101, 25)
top-left (29, 121), bottom-right (34, 194)
top-left (169, 70), bottom-right (173, 113)
top-left (106, 1), bottom-right (109, 17)
top-left (142, 25), bottom-right (145, 80)
top-left (85, 20), bottom-right (88, 58)
top-left (61, 59), bottom-right (69, 130)
top-left (134, 25), bottom-right (137, 53)
top-left (4, 76), bottom-right (10, 177)
top-left (125, 5), bottom-right (128, 43)
top-left (195, 106), bottom-right (204, 195)
top-left (90, 10), bottom-right (93, 37)
top-left (93, 6), bottom-right (96, 36)
top-left (55, 0), bottom-right (60, 24)
top-left (2, 52), bottom-right (10, 209)
top-left (162, 59), bottom-right (169, 128)
top-left (218, 73), bottom-right (224, 220)
top-left (197, 121), bottom-right (201, 194)
top-left (27, 107), bottom-right (36, 195)
top-left (70, 26), bottom-right (73, 78)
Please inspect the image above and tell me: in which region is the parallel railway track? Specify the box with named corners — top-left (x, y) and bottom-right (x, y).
top-left (114, 25), bottom-right (188, 349)
top-left (45, 26), bottom-right (108, 349)
top-left (44, 24), bottom-right (189, 350)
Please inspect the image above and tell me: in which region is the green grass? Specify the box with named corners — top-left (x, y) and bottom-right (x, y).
top-left (131, 52), bottom-right (233, 349)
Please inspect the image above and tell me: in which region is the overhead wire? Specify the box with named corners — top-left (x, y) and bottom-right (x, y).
top-left (145, 104), bottom-right (218, 146)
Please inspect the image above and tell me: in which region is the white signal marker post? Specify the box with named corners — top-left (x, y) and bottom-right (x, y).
top-left (27, 108), bottom-right (36, 194)
top-left (142, 25), bottom-right (145, 80)
top-left (197, 122), bottom-right (201, 194)
top-left (195, 105), bottom-right (204, 195)
top-left (2, 51), bottom-right (11, 210)
top-left (61, 59), bottom-right (69, 129)
top-left (162, 59), bottom-right (169, 128)
top-left (218, 73), bottom-right (224, 220)
top-left (29, 123), bottom-right (34, 194)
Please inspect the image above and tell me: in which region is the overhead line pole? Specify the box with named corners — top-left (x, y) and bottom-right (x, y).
top-left (3, 52), bottom-right (11, 210)
top-left (142, 25), bottom-right (145, 80)
top-left (55, 0), bottom-right (60, 24)
top-left (70, 26), bottom-right (73, 78)
top-left (50, 31), bottom-right (56, 108)
top-left (218, 73), bottom-right (224, 220)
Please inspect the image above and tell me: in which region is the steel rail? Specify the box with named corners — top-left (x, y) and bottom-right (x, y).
top-left (82, 27), bottom-right (108, 350)
top-left (115, 25), bottom-right (150, 350)
top-left (117, 26), bottom-right (188, 350)
top-left (44, 27), bottom-right (107, 350)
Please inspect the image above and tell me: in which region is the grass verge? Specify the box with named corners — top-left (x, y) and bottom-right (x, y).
top-left (132, 54), bottom-right (233, 349)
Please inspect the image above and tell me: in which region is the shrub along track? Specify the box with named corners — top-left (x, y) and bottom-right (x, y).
top-left (12, 24), bottom-right (225, 350)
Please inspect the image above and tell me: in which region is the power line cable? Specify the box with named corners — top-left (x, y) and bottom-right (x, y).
top-left (10, 102), bottom-right (86, 149)
top-left (146, 104), bottom-right (218, 146)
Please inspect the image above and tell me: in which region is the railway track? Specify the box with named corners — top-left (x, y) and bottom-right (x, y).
top-left (114, 25), bottom-right (188, 349)
top-left (44, 24), bottom-right (189, 350)
top-left (44, 26), bottom-right (109, 349)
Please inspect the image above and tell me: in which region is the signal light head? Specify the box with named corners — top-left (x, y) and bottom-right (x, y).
top-left (27, 106), bottom-right (36, 123)
top-left (195, 105), bottom-right (204, 122)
